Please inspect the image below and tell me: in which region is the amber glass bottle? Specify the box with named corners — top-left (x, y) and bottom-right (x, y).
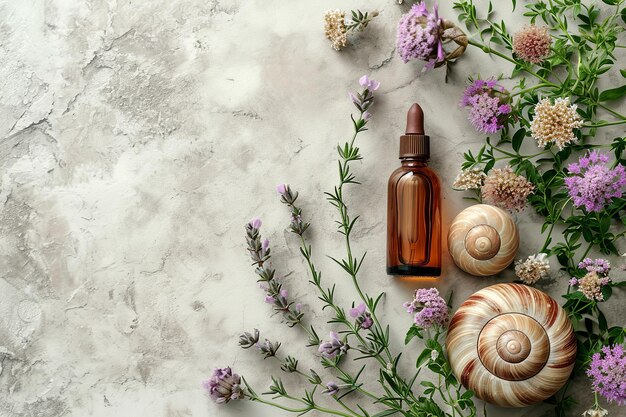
top-left (387, 103), bottom-right (441, 277)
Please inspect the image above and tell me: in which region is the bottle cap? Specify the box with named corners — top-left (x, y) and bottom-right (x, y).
top-left (400, 103), bottom-right (430, 159)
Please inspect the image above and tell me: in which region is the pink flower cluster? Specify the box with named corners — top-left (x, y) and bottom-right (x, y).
top-left (403, 288), bottom-right (449, 329)
top-left (460, 79), bottom-right (511, 134)
top-left (587, 344), bottom-right (626, 405)
top-left (564, 151), bottom-right (626, 212)
top-left (396, 1), bottom-right (444, 69)
top-left (203, 367), bottom-right (244, 404)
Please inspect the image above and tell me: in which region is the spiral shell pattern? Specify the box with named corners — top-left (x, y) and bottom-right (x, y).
top-left (448, 204), bottom-right (519, 276)
top-left (446, 284), bottom-right (576, 408)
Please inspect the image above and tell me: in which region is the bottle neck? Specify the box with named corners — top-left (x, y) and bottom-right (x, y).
top-left (400, 157), bottom-right (428, 167)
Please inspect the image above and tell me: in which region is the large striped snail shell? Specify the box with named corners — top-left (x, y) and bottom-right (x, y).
top-left (446, 283), bottom-right (577, 408)
top-left (448, 204), bottom-right (519, 276)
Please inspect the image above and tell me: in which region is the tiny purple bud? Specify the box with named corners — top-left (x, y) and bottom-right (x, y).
top-left (349, 303), bottom-right (366, 318)
top-left (262, 238), bottom-right (269, 253)
top-left (276, 184), bottom-right (288, 195)
top-left (295, 303), bottom-right (302, 312)
top-left (363, 111), bottom-right (371, 121)
top-left (358, 75), bottom-right (380, 91)
top-left (264, 295), bottom-right (276, 304)
top-left (569, 278), bottom-right (578, 286)
top-left (280, 289), bottom-right (288, 298)
top-left (323, 381), bottom-right (340, 395)
top-left (249, 217), bottom-right (262, 230)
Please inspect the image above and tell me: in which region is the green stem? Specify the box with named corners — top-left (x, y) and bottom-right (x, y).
top-left (467, 39), bottom-right (556, 86)
top-left (583, 120), bottom-right (626, 128)
top-left (510, 83), bottom-right (552, 97)
top-left (597, 103), bottom-right (626, 121)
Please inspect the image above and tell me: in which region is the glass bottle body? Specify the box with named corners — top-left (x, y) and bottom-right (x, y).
top-left (387, 158), bottom-right (441, 277)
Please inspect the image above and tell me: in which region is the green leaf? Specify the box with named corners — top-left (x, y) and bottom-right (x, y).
top-left (602, 285), bottom-right (613, 301)
top-left (622, 8), bottom-right (626, 25)
top-left (372, 411), bottom-right (398, 417)
top-left (405, 326), bottom-right (422, 344)
top-left (512, 128), bottom-right (526, 152)
top-left (621, 69), bottom-right (626, 78)
top-left (599, 85), bottom-right (626, 102)
top-left (416, 348), bottom-right (432, 369)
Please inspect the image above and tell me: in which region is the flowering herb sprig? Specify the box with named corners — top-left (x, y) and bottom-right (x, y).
top-left (212, 77), bottom-right (479, 417)
top-left (245, 219), bottom-right (304, 329)
top-left (324, 9), bottom-right (379, 51)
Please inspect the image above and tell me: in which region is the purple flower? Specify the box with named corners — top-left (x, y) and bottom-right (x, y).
top-left (264, 295), bottom-right (276, 304)
top-left (363, 111), bottom-right (371, 121)
top-left (349, 76), bottom-right (379, 113)
top-left (396, 1), bottom-right (444, 69)
top-left (460, 79), bottom-right (511, 134)
top-left (578, 258), bottom-right (611, 275)
top-left (349, 303), bottom-right (366, 318)
top-left (587, 344), bottom-right (626, 405)
top-left (323, 381), bottom-right (340, 395)
top-left (565, 151), bottom-right (626, 212)
top-left (262, 238), bottom-right (269, 254)
top-left (359, 75), bottom-right (380, 91)
top-left (403, 288), bottom-right (449, 329)
top-left (569, 277), bottom-right (578, 286)
top-left (202, 367), bottom-right (244, 404)
top-left (349, 303), bottom-right (373, 330)
top-left (276, 184), bottom-right (288, 195)
top-left (318, 331), bottom-right (349, 358)
top-left (249, 217), bottom-right (262, 230)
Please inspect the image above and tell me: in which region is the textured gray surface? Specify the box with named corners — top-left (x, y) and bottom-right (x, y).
top-left (0, 1), bottom-right (624, 416)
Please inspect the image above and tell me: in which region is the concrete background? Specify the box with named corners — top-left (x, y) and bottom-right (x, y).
top-left (0, 1), bottom-right (624, 416)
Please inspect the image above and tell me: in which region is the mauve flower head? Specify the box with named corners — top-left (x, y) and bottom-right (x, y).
top-left (363, 111), bottom-right (372, 121)
top-left (202, 367), bottom-right (244, 404)
top-left (249, 217), bottom-right (262, 230)
top-left (579, 258), bottom-right (611, 276)
top-left (276, 184), bottom-right (288, 195)
top-left (460, 79), bottom-right (511, 134)
top-left (396, 1), bottom-right (444, 69)
top-left (403, 288), bottom-right (449, 329)
top-left (568, 277), bottom-right (578, 286)
top-left (359, 75), bottom-right (380, 91)
top-left (587, 344), bottom-right (626, 405)
top-left (318, 331), bottom-right (349, 358)
top-left (564, 151), bottom-right (626, 212)
top-left (513, 25), bottom-right (552, 64)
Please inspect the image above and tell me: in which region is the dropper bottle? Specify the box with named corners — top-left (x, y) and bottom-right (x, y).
top-left (386, 103), bottom-right (442, 277)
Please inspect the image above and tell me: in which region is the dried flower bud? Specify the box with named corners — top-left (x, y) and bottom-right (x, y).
top-left (239, 329), bottom-right (260, 349)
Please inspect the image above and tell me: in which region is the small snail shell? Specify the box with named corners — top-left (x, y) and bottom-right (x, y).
top-left (446, 283), bottom-right (577, 408)
top-left (448, 204), bottom-right (519, 276)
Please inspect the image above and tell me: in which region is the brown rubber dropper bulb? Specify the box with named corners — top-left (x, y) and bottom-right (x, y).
top-left (400, 102), bottom-right (430, 159)
top-left (406, 103), bottom-right (424, 135)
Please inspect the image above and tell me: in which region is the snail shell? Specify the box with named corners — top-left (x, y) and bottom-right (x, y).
top-left (448, 204), bottom-right (519, 276)
top-left (446, 283), bottom-right (577, 408)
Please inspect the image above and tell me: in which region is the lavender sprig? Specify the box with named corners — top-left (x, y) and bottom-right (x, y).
top-left (245, 219), bottom-right (304, 329)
